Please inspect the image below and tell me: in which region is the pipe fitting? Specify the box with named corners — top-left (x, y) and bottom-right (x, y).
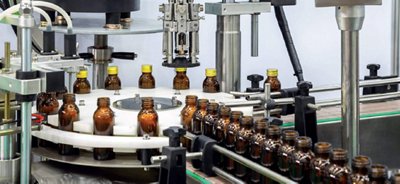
top-left (335, 5), bottom-right (365, 31)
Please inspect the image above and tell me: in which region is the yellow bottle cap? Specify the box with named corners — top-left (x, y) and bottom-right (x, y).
top-left (205, 68), bottom-right (217, 77)
top-left (267, 68), bottom-right (278, 77)
top-left (142, 64), bottom-right (152, 73)
top-left (176, 68), bottom-right (187, 72)
top-left (108, 66), bottom-right (118, 75)
top-left (77, 70), bottom-right (88, 78)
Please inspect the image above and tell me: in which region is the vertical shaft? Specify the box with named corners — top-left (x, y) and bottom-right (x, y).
top-left (251, 14), bottom-right (259, 57)
top-left (92, 35), bottom-right (109, 89)
top-left (264, 83), bottom-right (271, 118)
top-left (341, 30), bottom-right (360, 160)
top-left (392, 0), bottom-right (400, 76)
top-left (216, 15), bottom-right (241, 92)
top-left (20, 17), bottom-right (33, 184)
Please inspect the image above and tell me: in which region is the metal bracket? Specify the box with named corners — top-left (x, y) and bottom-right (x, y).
top-left (0, 73), bottom-right (41, 95)
top-left (205, 2), bottom-right (271, 16)
top-left (315, 0), bottom-right (381, 7)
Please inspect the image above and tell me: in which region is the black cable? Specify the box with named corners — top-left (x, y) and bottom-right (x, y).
top-left (274, 6), bottom-right (304, 82)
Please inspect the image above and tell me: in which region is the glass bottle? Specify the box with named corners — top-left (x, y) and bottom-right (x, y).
top-left (93, 97), bottom-right (115, 160)
top-left (138, 64), bottom-right (155, 89)
top-left (310, 142), bottom-right (332, 184)
top-left (289, 136), bottom-right (315, 183)
top-left (36, 92), bottom-right (59, 115)
top-left (351, 155), bottom-right (372, 184)
top-left (214, 106), bottom-right (231, 145)
top-left (180, 95), bottom-right (198, 151)
top-left (191, 99), bottom-right (209, 136)
top-left (173, 67), bottom-right (190, 90)
top-left (56, 86), bottom-right (68, 100)
top-left (324, 148), bottom-right (351, 184)
top-left (261, 124), bottom-right (282, 184)
top-left (264, 68), bottom-right (281, 92)
top-left (203, 68), bottom-right (220, 93)
top-left (277, 130), bottom-right (299, 176)
top-left (369, 164), bottom-right (389, 184)
top-left (225, 111), bottom-right (243, 173)
top-left (392, 171), bottom-right (400, 184)
top-left (213, 106), bottom-right (231, 167)
top-left (137, 97), bottom-right (159, 164)
top-left (58, 93), bottom-right (79, 155)
top-left (249, 119), bottom-right (268, 184)
top-left (73, 70), bottom-right (91, 94)
top-left (202, 102), bottom-right (219, 138)
top-left (105, 66), bottom-right (122, 90)
top-left (235, 116), bottom-right (254, 180)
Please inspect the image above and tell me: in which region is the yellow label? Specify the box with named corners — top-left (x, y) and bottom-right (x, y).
top-left (108, 66), bottom-right (118, 75)
top-left (77, 70), bottom-right (88, 78)
top-left (267, 68), bottom-right (278, 77)
top-left (142, 64), bottom-right (152, 73)
top-left (176, 68), bottom-right (187, 72)
top-left (205, 68), bottom-right (217, 77)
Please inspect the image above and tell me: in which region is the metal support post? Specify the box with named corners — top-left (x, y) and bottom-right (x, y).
top-left (392, 0), bottom-right (400, 76)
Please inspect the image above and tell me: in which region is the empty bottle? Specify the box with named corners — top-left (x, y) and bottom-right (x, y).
top-left (58, 93), bottom-right (80, 155)
top-left (191, 99), bottom-right (209, 135)
top-left (369, 164), bottom-right (389, 184)
top-left (93, 97), bottom-right (115, 160)
top-left (202, 102), bottom-right (219, 138)
top-left (351, 155), bottom-right (372, 184)
top-left (73, 70), bottom-right (91, 94)
top-left (235, 116), bottom-right (254, 180)
top-left (264, 68), bottom-right (281, 92)
top-left (249, 119), bottom-right (268, 184)
top-left (180, 95), bottom-right (198, 151)
top-left (173, 67), bottom-right (190, 90)
top-left (310, 142), bottom-right (332, 184)
top-left (137, 97), bottom-right (159, 164)
top-left (324, 148), bottom-right (351, 184)
top-left (289, 136), bottom-right (315, 183)
top-left (105, 66), bottom-right (122, 90)
top-left (277, 130), bottom-right (299, 176)
top-left (261, 124), bottom-right (282, 184)
top-left (203, 68), bottom-right (220, 93)
top-left (214, 106), bottom-right (231, 145)
top-left (36, 92), bottom-right (59, 115)
top-left (225, 111), bottom-right (243, 173)
top-left (139, 64), bottom-right (155, 89)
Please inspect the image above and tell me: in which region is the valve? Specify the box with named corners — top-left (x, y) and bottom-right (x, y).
top-left (246, 74), bottom-right (264, 92)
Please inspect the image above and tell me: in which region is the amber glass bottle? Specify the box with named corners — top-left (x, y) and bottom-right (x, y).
top-left (56, 86), bottom-right (68, 100)
top-left (351, 155), bottom-right (372, 184)
top-left (93, 97), bottom-right (115, 160)
top-left (264, 69), bottom-right (281, 92)
top-left (180, 95), bottom-right (198, 151)
top-left (139, 64), bottom-right (155, 89)
top-left (289, 136), bottom-right (315, 183)
top-left (310, 142), bottom-right (332, 184)
top-left (202, 102), bottom-right (219, 138)
top-left (225, 111), bottom-right (243, 173)
top-left (249, 119), bottom-right (267, 184)
top-left (73, 70), bottom-right (91, 94)
top-left (137, 97), bottom-right (159, 164)
top-left (277, 130), bottom-right (299, 176)
top-left (105, 66), bottom-right (122, 90)
top-left (369, 164), bottom-right (389, 184)
top-left (261, 125), bottom-right (282, 184)
top-left (235, 116), bottom-right (254, 180)
top-left (191, 99), bottom-right (209, 135)
top-left (36, 92), bottom-right (59, 115)
top-left (173, 68), bottom-right (190, 90)
top-left (203, 68), bottom-right (220, 93)
top-left (324, 148), bottom-right (351, 184)
top-left (213, 106), bottom-right (231, 145)
top-left (213, 106), bottom-right (231, 167)
top-left (58, 93), bottom-right (79, 155)
top-left (392, 171), bottom-right (400, 184)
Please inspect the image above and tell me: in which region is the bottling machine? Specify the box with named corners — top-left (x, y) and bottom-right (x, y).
top-left (0, 0), bottom-right (400, 183)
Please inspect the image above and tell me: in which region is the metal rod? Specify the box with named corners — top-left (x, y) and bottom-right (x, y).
top-left (264, 83), bottom-right (271, 117)
top-left (151, 152), bottom-right (203, 164)
top-left (341, 30), bottom-right (360, 160)
top-left (318, 91), bottom-right (400, 107)
top-left (251, 13), bottom-right (259, 57)
top-left (213, 145), bottom-right (296, 184)
top-left (212, 166), bottom-right (245, 184)
top-left (392, 0), bottom-right (400, 76)
top-left (3, 42), bottom-right (11, 71)
top-left (0, 125), bottom-right (40, 137)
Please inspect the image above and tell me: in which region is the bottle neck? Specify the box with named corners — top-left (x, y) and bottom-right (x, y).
top-left (207, 110), bottom-right (218, 115)
top-left (177, 71), bottom-right (186, 76)
top-left (186, 98), bottom-right (197, 105)
top-left (352, 167), bottom-right (370, 175)
top-left (332, 159), bottom-right (347, 167)
top-left (283, 139), bottom-right (295, 146)
top-left (315, 152), bottom-right (330, 160)
top-left (254, 128), bottom-right (266, 134)
top-left (267, 76), bottom-right (278, 80)
top-left (77, 77), bottom-right (87, 81)
top-left (206, 76), bottom-right (216, 80)
top-left (108, 74), bottom-right (118, 77)
top-left (267, 134), bottom-right (280, 140)
top-left (142, 72), bottom-right (152, 75)
top-left (296, 146), bottom-right (311, 153)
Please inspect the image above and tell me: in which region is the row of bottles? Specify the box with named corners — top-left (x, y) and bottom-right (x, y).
top-left (179, 95), bottom-right (390, 184)
top-left (73, 66), bottom-right (122, 94)
top-left (36, 92), bottom-right (160, 161)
